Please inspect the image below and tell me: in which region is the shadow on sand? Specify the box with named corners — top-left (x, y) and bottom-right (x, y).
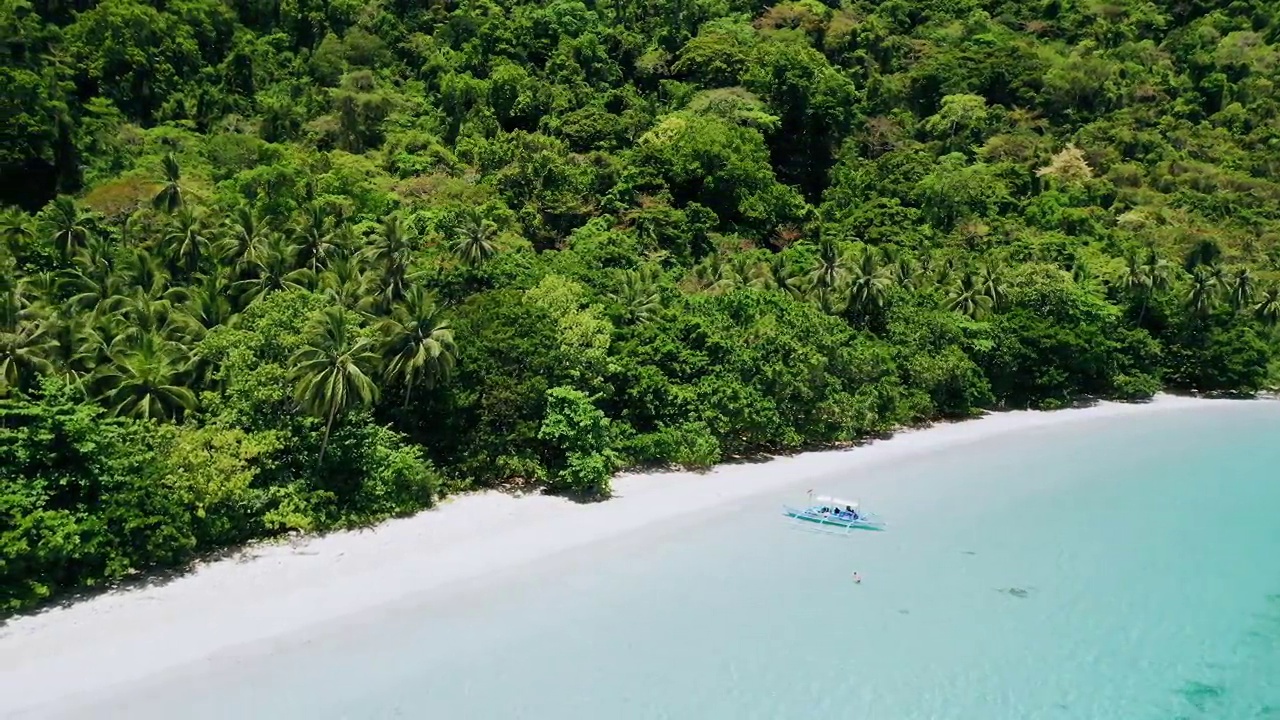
top-left (0, 543), bottom-right (272, 631)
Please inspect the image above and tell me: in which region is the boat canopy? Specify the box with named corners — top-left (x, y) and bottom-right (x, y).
top-left (812, 495), bottom-right (858, 508)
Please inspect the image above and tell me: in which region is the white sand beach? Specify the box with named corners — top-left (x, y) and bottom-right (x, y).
top-left (0, 394), bottom-right (1230, 716)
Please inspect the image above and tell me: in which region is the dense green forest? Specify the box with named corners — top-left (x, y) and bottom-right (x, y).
top-left (3, 0), bottom-right (1280, 612)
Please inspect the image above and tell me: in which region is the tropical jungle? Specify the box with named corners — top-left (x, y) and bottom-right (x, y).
top-left (2, 0), bottom-right (1280, 612)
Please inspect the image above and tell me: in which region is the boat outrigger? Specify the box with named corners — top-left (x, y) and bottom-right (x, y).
top-left (783, 492), bottom-right (885, 532)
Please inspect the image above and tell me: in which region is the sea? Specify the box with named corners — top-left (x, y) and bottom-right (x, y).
top-left (47, 402), bottom-right (1280, 719)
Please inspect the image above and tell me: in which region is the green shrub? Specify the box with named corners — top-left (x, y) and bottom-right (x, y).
top-left (1110, 373), bottom-right (1162, 402)
top-left (626, 421), bottom-right (723, 469)
top-left (0, 384), bottom-right (190, 611)
top-left (539, 386), bottom-right (621, 497)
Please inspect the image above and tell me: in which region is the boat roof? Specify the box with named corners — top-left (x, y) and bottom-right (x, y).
top-left (813, 495), bottom-right (858, 508)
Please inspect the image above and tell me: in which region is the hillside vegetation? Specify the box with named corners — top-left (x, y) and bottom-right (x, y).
top-left (3, 0), bottom-right (1280, 611)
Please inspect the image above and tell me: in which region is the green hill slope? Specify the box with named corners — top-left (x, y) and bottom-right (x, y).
top-left (2, 0), bottom-right (1279, 611)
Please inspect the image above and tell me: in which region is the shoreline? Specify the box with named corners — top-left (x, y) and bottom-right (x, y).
top-left (0, 394), bottom-right (1244, 715)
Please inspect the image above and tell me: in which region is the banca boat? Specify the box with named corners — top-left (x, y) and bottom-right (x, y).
top-left (783, 492), bottom-right (885, 531)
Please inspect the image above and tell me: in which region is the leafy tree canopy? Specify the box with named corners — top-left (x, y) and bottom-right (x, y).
top-left (3, 0), bottom-right (1280, 612)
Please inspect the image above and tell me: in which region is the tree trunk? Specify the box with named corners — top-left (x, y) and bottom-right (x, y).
top-left (319, 405), bottom-right (337, 464)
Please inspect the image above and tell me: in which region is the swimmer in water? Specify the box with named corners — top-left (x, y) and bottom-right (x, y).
top-left (852, 571), bottom-right (862, 584)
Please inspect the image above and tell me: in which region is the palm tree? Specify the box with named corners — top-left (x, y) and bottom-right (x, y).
top-left (67, 311), bottom-right (115, 382)
top-left (73, 233), bottom-right (118, 282)
top-left (292, 204), bottom-right (344, 274)
top-left (45, 196), bottom-right (93, 259)
top-left (361, 214), bottom-right (418, 312)
top-left (1143, 251), bottom-right (1173, 313)
top-left (179, 271), bottom-right (235, 386)
top-left (1116, 250), bottom-right (1152, 311)
top-left (750, 253), bottom-right (803, 297)
top-left (0, 320), bottom-right (55, 395)
top-left (721, 254), bottom-right (757, 289)
top-left (377, 287), bottom-right (457, 407)
top-left (1225, 267), bottom-right (1254, 311)
top-left (810, 283), bottom-right (850, 315)
top-left (319, 256), bottom-right (373, 310)
top-left (975, 261), bottom-right (1007, 312)
top-left (883, 247), bottom-right (917, 290)
top-left (1185, 265), bottom-right (1220, 319)
top-left (847, 249), bottom-right (894, 320)
top-left (1069, 253), bottom-right (1094, 287)
top-left (929, 254), bottom-right (959, 289)
top-left (364, 214), bottom-right (413, 267)
top-left (220, 205), bottom-right (269, 270)
top-left (0, 207), bottom-right (37, 250)
top-left (684, 255), bottom-right (716, 293)
top-left (118, 247), bottom-right (171, 299)
top-left (289, 307), bottom-right (381, 462)
top-left (95, 333), bottom-right (196, 420)
top-left (1117, 249), bottom-right (1171, 325)
top-left (609, 266), bottom-right (664, 324)
top-left (185, 271), bottom-right (236, 333)
top-left (805, 236), bottom-right (849, 296)
top-left (152, 153), bottom-right (185, 213)
top-left (684, 254), bottom-right (739, 295)
top-left (107, 284), bottom-right (196, 349)
top-left (116, 209), bottom-right (147, 249)
top-left (1183, 237), bottom-right (1221, 273)
top-left (450, 208), bottom-right (499, 268)
top-left (0, 266), bottom-right (47, 330)
top-left (233, 233), bottom-right (314, 305)
top-left (368, 259), bottom-right (425, 317)
top-left (15, 271), bottom-right (58, 321)
top-left (162, 205), bottom-right (212, 275)
top-left (36, 301), bottom-right (83, 374)
top-left (64, 265), bottom-right (127, 313)
top-left (1252, 285), bottom-right (1280, 327)
top-left (946, 271), bottom-right (994, 320)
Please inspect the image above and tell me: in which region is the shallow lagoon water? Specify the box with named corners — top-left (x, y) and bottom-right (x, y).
top-left (60, 403), bottom-right (1280, 719)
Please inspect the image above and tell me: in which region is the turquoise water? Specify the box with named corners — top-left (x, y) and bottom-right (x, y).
top-left (55, 404), bottom-right (1280, 719)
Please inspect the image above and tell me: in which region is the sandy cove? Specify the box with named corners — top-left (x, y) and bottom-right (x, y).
top-left (0, 394), bottom-right (1228, 716)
